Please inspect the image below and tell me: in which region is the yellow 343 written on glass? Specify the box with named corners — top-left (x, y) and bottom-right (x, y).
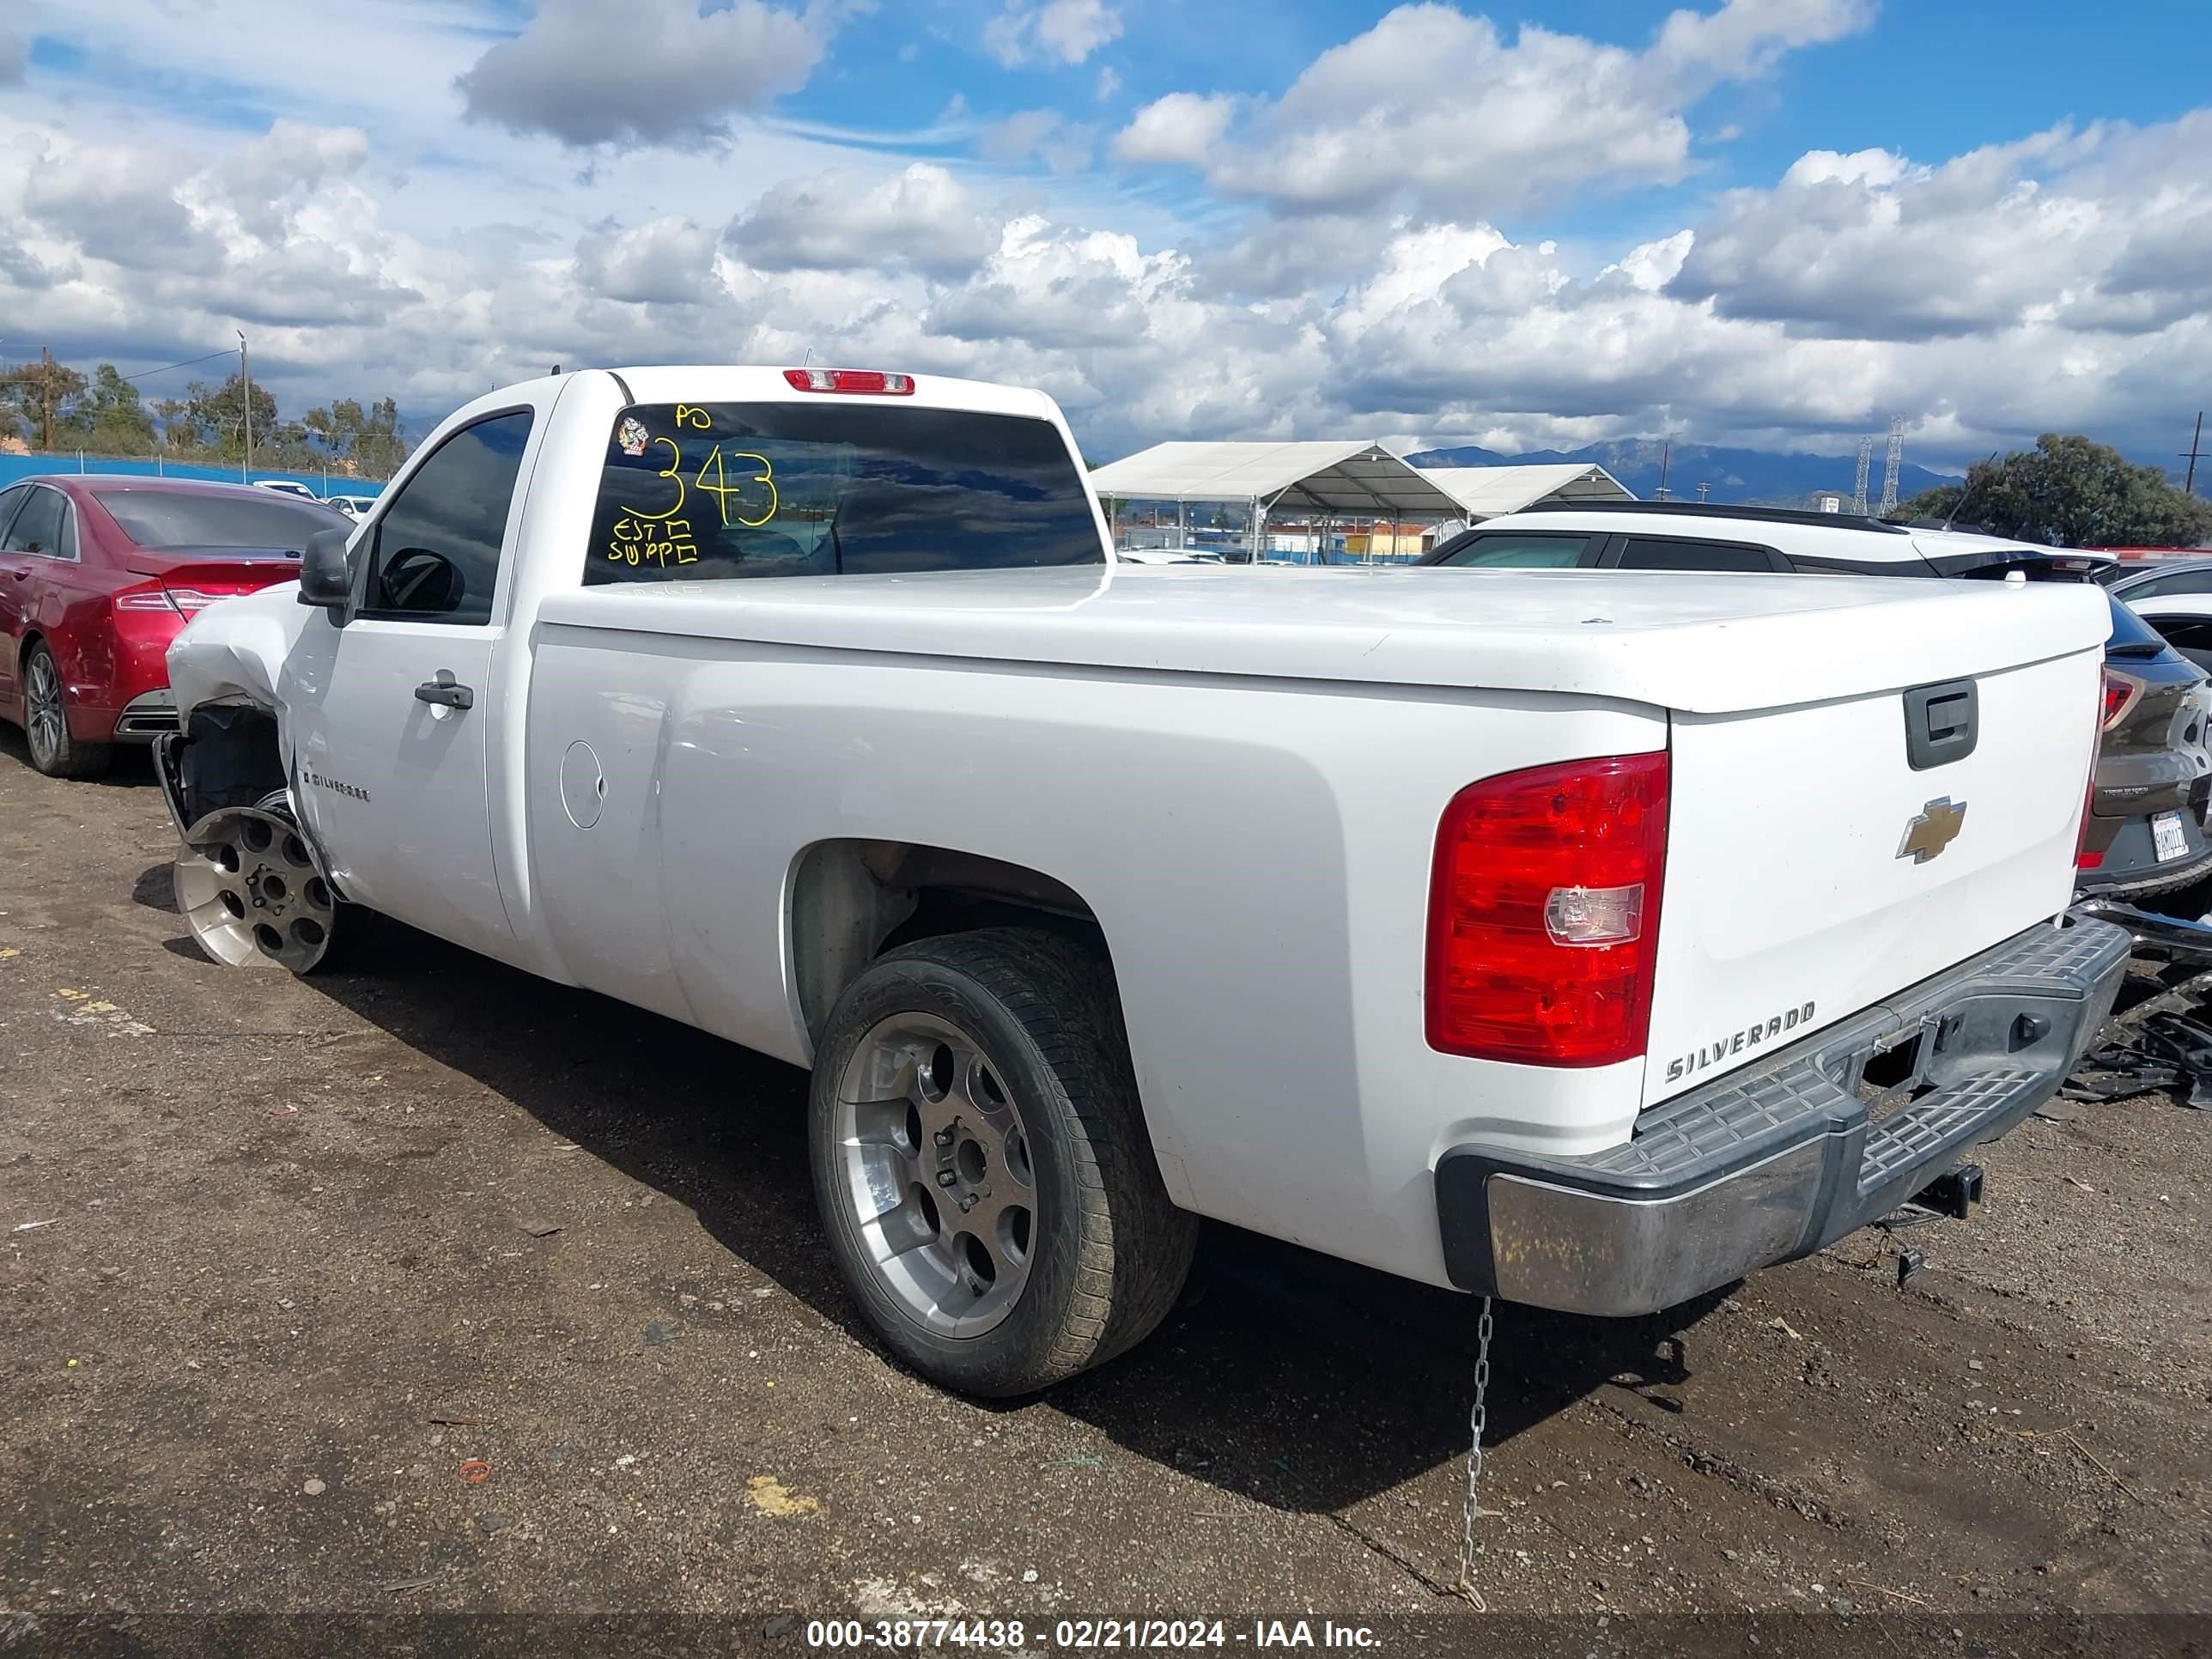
top-left (615, 427), bottom-right (779, 563)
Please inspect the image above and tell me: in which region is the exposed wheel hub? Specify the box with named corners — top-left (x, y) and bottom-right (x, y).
top-left (932, 1115), bottom-right (1000, 1216)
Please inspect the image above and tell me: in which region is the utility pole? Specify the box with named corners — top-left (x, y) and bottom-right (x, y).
top-left (1696, 481), bottom-right (1710, 502)
top-left (40, 346), bottom-right (55, 453)
top-left (238, 331), bottom-right (252, 481)
top-left (1879, 415), bottom-right (1905, 518)
top-left (2185, 411), bottom-right (2204, 497)
top-left (1655, 436), bottom-right (1673, 501)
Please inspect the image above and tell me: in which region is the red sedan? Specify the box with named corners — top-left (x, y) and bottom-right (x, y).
top-left (0, 477), bottom-right (350, 777)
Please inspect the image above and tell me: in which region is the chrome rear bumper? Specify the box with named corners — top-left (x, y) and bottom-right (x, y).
top-left (112, 689), bottom-right (180, 742)
top-left (1434, 915), bottom-right (2130, 1316)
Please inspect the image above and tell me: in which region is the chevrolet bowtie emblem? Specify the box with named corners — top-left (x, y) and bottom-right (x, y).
top-left (1897, 797), bottom-right (1967, 865)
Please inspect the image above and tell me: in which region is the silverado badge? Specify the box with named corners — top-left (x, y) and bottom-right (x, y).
top-left (1897, 797), bottom-right (1967, 865)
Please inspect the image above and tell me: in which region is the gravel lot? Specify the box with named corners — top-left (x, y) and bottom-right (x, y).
top-left (2, 736), bottom-right (2209, 1644)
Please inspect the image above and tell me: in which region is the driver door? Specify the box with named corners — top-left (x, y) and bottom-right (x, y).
top-left (287, 408), bottom-right (537, 955)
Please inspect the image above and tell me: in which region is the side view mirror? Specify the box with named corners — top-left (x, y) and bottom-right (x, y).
top-left (298, 526), bottom-right (353, 616)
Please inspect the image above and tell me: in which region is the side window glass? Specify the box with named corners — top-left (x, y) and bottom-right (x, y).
top-left (1618, 537), bottom-right (1776, 572)
top-left (1431, 532), bottom-right (1595, 568)
top-left (2130, 571), bottom-right (2212, 600)
top-left (57, 501), bottom-right (77, 562)
top-left (3, 488), bottom-right (65, 556)
top-left (0, 486), bottom-right (27, 543)
top-left (363, 411), bottom-right (534, 623)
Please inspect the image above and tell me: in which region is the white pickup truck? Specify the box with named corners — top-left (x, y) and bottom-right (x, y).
top-left (155, 365), bottom-right (2130, 1397)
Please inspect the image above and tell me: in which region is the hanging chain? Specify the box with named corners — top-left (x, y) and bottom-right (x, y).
top-left (1452, 1293), bottom-right (1496, 1610)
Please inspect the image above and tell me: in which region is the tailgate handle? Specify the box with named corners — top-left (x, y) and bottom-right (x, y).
top-left (1904, 678), bottom-right (1978, 771)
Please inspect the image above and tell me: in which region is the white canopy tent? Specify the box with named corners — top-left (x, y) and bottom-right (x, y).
top-left (1417, 463), bottom-right (1636, 522)
top-left (1090, 440), bottom-right (1470, 560)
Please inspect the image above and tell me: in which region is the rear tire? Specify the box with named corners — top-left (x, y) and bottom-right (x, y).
top-left (21, 642), bottom-right (111, 780)
top-left (809, 927), bottom-right (1196, 1397)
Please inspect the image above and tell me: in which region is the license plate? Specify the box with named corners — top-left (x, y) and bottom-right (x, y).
top-left (2154, 811), bottom-right (2190, 863)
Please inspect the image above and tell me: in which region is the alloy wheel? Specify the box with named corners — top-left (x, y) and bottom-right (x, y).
top-left (173, 806), bottom-right (337, 972)
top-left (832, 1012), bottom-right (1037, 1337)
top-left (24, 650), bottom-right (64, 769)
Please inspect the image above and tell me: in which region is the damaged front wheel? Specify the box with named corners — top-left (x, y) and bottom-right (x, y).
top-left (173, 803), bottom-right (343, 974)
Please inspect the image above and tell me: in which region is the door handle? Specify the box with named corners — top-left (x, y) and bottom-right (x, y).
top-left (8, 569), bottom-right (27, 580)
top-left (413, 670), bottom-right (475, 710)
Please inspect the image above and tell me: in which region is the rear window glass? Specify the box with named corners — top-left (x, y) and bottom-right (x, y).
top-left (1428, 531), bottom-right (1595, 568)
top-left (93, 489), bottom-right (349, 551)
top-left (1617, 536), bottom-right (1777, 572)
top-left (2107, 592), bottom-right (2173, 654)
top-left (584, 402), bottom-right (1103, 585)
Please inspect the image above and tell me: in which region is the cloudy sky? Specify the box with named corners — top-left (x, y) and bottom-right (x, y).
top-left (0, 0), bottom-right (2205, 466)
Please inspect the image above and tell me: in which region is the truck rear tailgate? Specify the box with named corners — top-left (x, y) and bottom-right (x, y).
top-left (1645, 643), bottom-right (2100, 1106)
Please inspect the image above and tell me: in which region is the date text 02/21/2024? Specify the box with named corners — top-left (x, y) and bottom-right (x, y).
top-left (802, 1620), bottom-right (1382, 1650)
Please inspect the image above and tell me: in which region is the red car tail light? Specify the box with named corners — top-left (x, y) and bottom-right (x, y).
top-left (114, 586), bottom-right (222, 614)
top-left (782, 368), bottom-right (915, 395)
top-left (1425, 751), bottom-right (1670, 1067)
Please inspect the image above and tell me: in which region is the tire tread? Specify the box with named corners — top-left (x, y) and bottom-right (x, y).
top-left (811, 926), bottom-right (1195, 1395)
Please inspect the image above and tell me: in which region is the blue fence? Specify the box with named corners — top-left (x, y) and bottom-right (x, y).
top-left (0, 453), bottom-right (383, 501)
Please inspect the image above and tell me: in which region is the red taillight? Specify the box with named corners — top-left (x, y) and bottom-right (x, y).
top-left (2078, 666), bottom-right (2109, 869)
top-left (782, 368), bottom-right (915, 395)
top-left (2075, 775), bottom-right (2101, 869)
top-left (114, 586), bottom-right (221, 614)
top-left (1425, 751), bottom-right (1670, 1067)
top-left (2102, 666), bottom-right (2140, 730)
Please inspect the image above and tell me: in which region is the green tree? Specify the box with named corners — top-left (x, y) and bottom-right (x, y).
top-left (0, 359), bottom-right (89, 452)
top-left (1893, 434), bottom-right (2212, 548)
top-left (153, 373), bottom-right (279, 463)
top-left (302, 395), bottom-right (406, 478)
top-left (60, 364), bottom-right (157, 456)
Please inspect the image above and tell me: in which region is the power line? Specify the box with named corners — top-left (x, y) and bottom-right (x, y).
top-left (121, 349), bottom-right (240, 384)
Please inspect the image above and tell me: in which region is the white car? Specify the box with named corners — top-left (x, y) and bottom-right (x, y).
top-left (154, 366), bottom-right (2126, 1396)
top-left (325, 493), bottom-right (381, 520)
top-left (2098, 556), bottom-right (2212, 672)
top-left (248, 478), bottom-right (319, 501)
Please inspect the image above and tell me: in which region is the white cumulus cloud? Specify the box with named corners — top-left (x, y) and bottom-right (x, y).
top-left (983, 0), bottom-right (1122, 66)
top-left (1111, 92), bottom-right (1236, 167)
top-left (456, 0), bottom-right (830, 147)
top-left (1118, 0), bottom-right (1874, 220)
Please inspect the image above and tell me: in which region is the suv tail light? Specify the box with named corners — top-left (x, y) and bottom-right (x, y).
top-left (782, 368), bottom-right (915, 395)
top-left (2101, 665), bottom-right (2140, 730)
top-left (1426, 751), bottom-right (1670, 1067)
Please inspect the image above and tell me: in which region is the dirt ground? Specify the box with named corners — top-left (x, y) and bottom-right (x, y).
top-left (2, 736), bottom-right (2209, 1650)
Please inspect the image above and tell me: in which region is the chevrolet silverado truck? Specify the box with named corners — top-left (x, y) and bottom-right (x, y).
top-left (154, 365), bottom-right (2130, 1397)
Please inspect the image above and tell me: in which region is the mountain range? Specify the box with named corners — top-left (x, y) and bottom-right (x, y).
top-left (1407, 439), bottom-right (1963, 508)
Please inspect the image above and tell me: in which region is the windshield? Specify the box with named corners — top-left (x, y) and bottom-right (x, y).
top-left (584, 402), bottom-right (1103, 585)
top-left (94, 489), bottom-right (350, 550)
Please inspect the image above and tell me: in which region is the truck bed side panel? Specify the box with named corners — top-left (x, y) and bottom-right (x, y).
top-left (523, 623), bottom-right (1667, 1287)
